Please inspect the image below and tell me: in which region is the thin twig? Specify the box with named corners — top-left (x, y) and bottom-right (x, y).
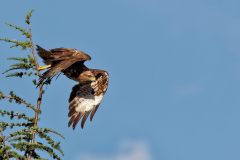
top-left (27, 21), bottom-right (44, 160)
top-left (27, 25), bottom-right (39, 70)
top-left (4, 96), bottom-right (36, 111)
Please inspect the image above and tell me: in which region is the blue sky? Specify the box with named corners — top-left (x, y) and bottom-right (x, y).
top-left (1, 0), bottom-right (240, 160)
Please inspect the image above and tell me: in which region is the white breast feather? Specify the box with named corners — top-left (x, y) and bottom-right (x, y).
top-left (75, 95), bottom-right (103, 113)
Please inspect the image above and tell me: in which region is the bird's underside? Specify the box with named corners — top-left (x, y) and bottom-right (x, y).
top-left (68, 70), bottom-right (109, 129)
top-left (36, 45), bottom-right (109, 129)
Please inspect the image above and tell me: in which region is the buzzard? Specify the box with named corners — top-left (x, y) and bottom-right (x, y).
top-left (36, 45), bottom-right (109, 129)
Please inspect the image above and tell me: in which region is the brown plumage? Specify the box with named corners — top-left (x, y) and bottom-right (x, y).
top-left (68, 70), bottom-right (109, 129)
top-left (36, 45), bottom-right (109, 129)
top-left (36, 45), bottom-right (91, 84)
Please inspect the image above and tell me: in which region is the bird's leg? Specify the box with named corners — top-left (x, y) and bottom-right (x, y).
top-left (38, 65), bottom-right (51, 71)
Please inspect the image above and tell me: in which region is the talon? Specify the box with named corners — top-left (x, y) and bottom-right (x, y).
top-left (38, 65), bottom-right (51, 71)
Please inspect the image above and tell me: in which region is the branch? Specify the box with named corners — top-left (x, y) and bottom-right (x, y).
top-left (5, 22), bottom-right (30, 38)
top-left (0, 38), bottom-right (31, 50)
top-left (0, 110), bottom-right (34, 122)
top-left (0, 91), bottom-right (36, 112)
top-left (25, 10), bottom-right (45, 160)
top-left (0, 9), bottom-right (64, 159)
top-left (26, 10), bottom-right (39, 71)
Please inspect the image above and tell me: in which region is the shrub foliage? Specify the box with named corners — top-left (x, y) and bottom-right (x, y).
top-left (0, 10), bottom-right (64, 160)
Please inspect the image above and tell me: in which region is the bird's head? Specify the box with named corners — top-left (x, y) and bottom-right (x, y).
top-left (79, 71), bottom-right (96, 83)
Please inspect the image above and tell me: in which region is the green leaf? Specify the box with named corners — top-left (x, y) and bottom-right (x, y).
top-left (8, 128), bottom-right (32, 142)
top-left (0, 38), bottom-right (31, 50)
top-left (36, 128), bottom-right (64, 156)
top-left (0, 91), bottom-right (37, 111)
top-left (0, 122), bottom-right (33, 129)
top-left (0, 145), bottom-right (26, 160)
top-left (5, 23), bottom-right (30, 38)
top-left (5, 72), bottom-right (34, 78)
top-left (2, 55), bottom-right (36, 78)
top-left (5, 72), bottom-right (24, 78)
top-left (7, 55), bottom-right (35, 64)
top-left (0, 110), bottom-right (34, 122)
top-left (42, 128), bottom-right (65, 139)
top-left (8, 57), bottom-right (28, 63)
top-left (25, 10), bottom-right (34, 25)
top-left (12, 142), bottom-right (62, 160)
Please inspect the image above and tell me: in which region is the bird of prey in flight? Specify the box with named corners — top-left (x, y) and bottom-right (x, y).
top-left (36, 45), bottom-right (109, 129)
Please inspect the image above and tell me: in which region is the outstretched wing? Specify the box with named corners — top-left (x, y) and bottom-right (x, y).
top-left (68, 70), bottom-right (109, 129)
top-left (50, 47), bottom-right (91, 62)
top-left (36, 45), bottom-right (52, 65)
top-left (38, 59), bottom-right (80, 85)
top-left (36, 45), bottom-right (91, 84)
top-left (36, 45), bottom-right (91, 64)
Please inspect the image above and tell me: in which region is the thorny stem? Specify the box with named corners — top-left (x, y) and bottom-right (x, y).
top-left (3, 95), bottom-right (36, 111)
top-left (27, 22), bottom-right (43, 160)
top-left (28, 25), bottom-right (39, 70)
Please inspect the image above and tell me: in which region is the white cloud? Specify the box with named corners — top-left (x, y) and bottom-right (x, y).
top-left (76, 140), bottom-right (152, 160)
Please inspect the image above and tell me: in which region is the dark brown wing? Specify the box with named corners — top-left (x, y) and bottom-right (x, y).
top-left (68, 84), bottom-right (97, 129)
top-left (38, 59), bottom-right (80, 85)
top-left (36, 45), bottom-right (53, 65)
top-left (50, 48), bottom-right (91, 61)
top-left (68, 70), bottom-right (109, 129)
top-left (62, 61), bottom-right (89, 81)
top-left (36, 45), bottom-right (91, 84)
top-left (36, 45), bottom-right (91, 64)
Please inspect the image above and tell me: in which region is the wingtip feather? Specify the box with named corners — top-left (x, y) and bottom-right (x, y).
top-left (81, 111), bottom-right (90, 128)
top-left (72, 113), bottom-right (83, 129)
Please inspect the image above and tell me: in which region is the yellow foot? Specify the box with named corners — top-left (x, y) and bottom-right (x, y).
top-left (38, 65), bottom-right (51, 71)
